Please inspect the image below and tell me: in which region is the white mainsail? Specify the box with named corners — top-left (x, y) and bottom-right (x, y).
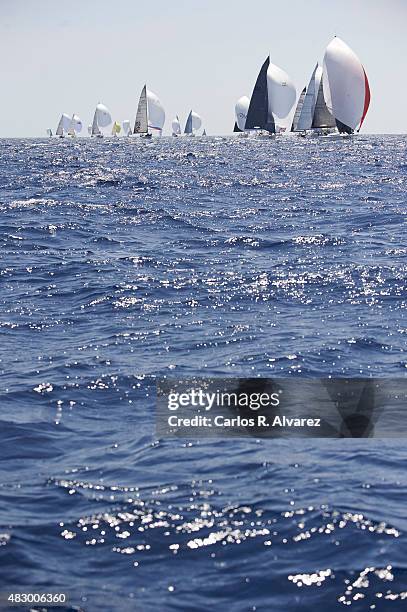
top-left (235, 96), bottom-right (250, 131)
top-left (134, 86), bottom-right (165, 136)
top-left (134, 86), bottom-right (148, 134)
top-left (147, 90), bottom-right (165, 135)
top-left (91, 103), bottom-right (112, 137)
top-left (296, 64), bottom-right (319, 131)
top-left (292, 64), bottom-right (336, 132)
top-left (172, 116), bottom-right (181, 136)
top-left (291, 87), bottom-right (306, 132)
top-left (184, 110), bottom-right (202, 135)
top-left (122, 119), bottom-right (132, 136)
top-left (322, 37), bottom-right (370, 133)
top-left (266, 63), bottom-right (296, 120)
top-left (91, 110), bottom-right (101, 136)
top-left (56, 113), bottom-right (71, 137)
top-left (311, 67), bottom-right (336, 129)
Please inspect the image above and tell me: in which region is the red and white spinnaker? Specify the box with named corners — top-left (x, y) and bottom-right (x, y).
top-left (322, 37), bottom-right (370, 133)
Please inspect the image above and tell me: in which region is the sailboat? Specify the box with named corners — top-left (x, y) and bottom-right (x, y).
top-left (111, 121), bottom-right (121, 136)
top-left (291, 64), bottom-right (336, 136)
top-left (134, 86), bottom-right (166, 138)
top-left (172, 116), bottom-right (181, 137)
top-left (290, 87), bottom-right (306, 133)
top-left (122, 120), bottom-right (132, 136)
top-left (184, 110), bottom-right (202, 136)
top-left (91, 103), bottom-right (112, 138)
top-left (67, 114), bottom-right (83, 137)
top-left (245, 57), bottom-right (296, 136)
top-left (55, 113), bottom-right (71, 138)
top-left (234, 95), bottom-right (250, 132)
top-left (46, 128), bottom-right (53, 137)
top-left (322, 37), bottom-right (370, 134)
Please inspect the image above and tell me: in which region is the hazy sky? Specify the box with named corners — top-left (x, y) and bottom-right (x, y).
top-left (0, 0), bottom-right (406, 136)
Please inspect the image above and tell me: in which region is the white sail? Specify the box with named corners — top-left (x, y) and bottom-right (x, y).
top-left (266, 62), bottom-right (296, 119)
top-left (94, 103), bottom-right (112, 128)
top-left (171, 116), bottom-right (181, 136)
top-left (147, 89), bottom-right (165, 135)
top-left (91, 103), bottom-right (112, 137)
top-left (184, 110), bottom-right (202, 134)
top-left (312, 67), bottom-right (336, 129)
top-left (322, 37), bottom-right (370, 132)
top-left (68, 114), bottom-right (82, 136)
top-left (91, 109), bottom-right (102, 136)
top-left (134, 86), bottom-right (148, 134)
top-left (296, 64), bottom-right (319, 131)
top-left (235, 95), bottom-right (250, 131)
top-left (122, 119), bottom-right (132, 136)
top-left (291, 87), bottom-right (306, 131)
top-left (55, 113), bottom-right (71, 136)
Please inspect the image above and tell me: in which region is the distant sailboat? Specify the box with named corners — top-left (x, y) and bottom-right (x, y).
top-left (172, 116), bottom-right (181, 137)
top-left (322, 37), bottom-right (370, 134)
top-left (55, 113), bottom-right (71, 138)
top-left (234, 95), bottom-right (250, 132)
top-left (202, 129), bottom-right (207, 136)
top-left (134, 86), bottom-right (165, 137)
top-left (291, 64), bottom-right (336, 135)
top-left (91, 103), bottom-right (112, 138)
top-left (67, 114), bottom-right (83, 137)
top-left (184, 110), bottom-right (202, 136)
top-left (111, 121), bottom-right (121, 136)
top-left (122, 120), bottom-right (132, 136)
top-left (46, 128), bottom-right (53, 137)
top-left (246, 57), bottom-right (296, 135)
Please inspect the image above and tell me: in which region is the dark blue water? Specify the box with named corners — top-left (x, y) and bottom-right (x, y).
top-left (0, 135), bottom-right (406, 611)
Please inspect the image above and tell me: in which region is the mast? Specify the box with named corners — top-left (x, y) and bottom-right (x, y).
top-left (134, 85), bottom-right (148, 134)
top-left (245, 57), bottom-right (275, 133)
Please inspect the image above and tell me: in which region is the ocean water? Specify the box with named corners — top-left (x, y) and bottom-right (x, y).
top-left (0, 135), bottom-right (406, 611)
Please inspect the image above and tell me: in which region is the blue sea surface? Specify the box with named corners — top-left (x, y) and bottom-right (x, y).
top-left (0, 135), bottom-right (406, 611)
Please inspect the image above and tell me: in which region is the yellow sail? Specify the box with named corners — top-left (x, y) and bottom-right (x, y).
top-left (111, 121), bottom-right (121, 135)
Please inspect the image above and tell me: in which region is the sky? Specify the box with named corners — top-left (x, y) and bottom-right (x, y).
top-left (0, 0), bottom-right (406, 136)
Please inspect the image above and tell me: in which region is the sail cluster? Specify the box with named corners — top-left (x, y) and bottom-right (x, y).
top-left (52, 37), bottom-right (370, 138)
top-left (53, 87), bottom-right (204, 138)
top-left (238, 57), bottom-right (296, 134)
top-left (236, 36), bottom-right (370, 136)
